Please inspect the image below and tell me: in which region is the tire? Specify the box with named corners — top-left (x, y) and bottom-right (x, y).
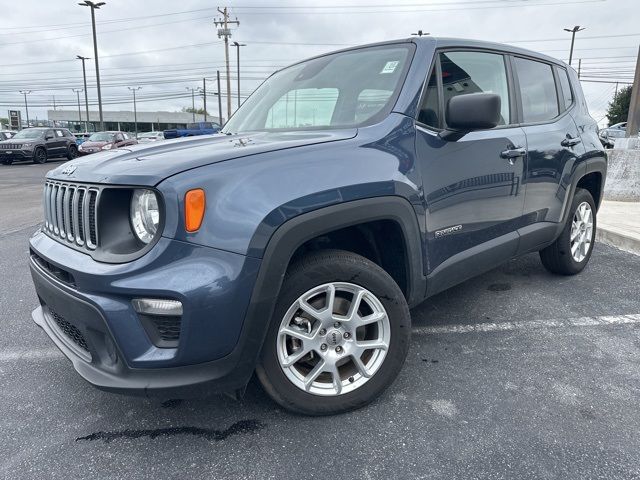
top-left (539, 188), bottom-right (596, 275)
top-left (33, 147), bottom-right (47, 164)
top-left (2, 159), bottom-right (12, 165)
top-left (256, 249), bottom-right (411, 415)
top-left (67, 144), bottom-right (78, 160)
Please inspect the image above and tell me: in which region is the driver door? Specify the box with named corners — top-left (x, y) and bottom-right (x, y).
top-left (415, 50), bottom-right (527, 294)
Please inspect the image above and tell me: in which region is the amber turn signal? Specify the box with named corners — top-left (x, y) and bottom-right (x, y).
top-left (184, 189), bottom-right (206, 232)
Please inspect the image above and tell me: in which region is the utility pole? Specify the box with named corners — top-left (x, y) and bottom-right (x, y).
top-left (186, 87), bottom-right (197, 122)
top-left (72, 88), bottom-right (83, 130)
top-left (578, 59), bottom-right (582, 78)
top-left (217, 70), bottom-right (223, 125)
top-left (52, 95), bottom-right (57, 127)
top-left (626, 45), bottom-right (640, 137)
top-left (76, 55), bottom-right (91, 132)
top-left (19, 90), bottom-right (31, 127)
top-left (79, 1), bottom-right (106, 130)
top-left (564, 25), bottom-right (585, 66)
top-left (128, 86), bottom-right (142, 137)
top-left (201, 78), bottom-right (207, 121)
top-left (214, 8), bottom-right (239, 121)
top-left (232, 41), bottom-right (245, 110)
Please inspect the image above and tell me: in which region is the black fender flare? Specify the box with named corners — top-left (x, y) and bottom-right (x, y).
top-left (228, 196), bottom-right (426, 388)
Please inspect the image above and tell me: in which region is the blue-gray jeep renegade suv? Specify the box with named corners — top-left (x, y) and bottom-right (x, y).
top-left (29, 37), bottom-right (606, 415)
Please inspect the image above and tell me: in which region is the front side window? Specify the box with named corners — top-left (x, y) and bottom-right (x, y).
top-left (223, 44), bottom-right (414, 133)
top-left (514, 57), bottom-right (559, 123)
top-left (439, 51), bottom-right (511, 126)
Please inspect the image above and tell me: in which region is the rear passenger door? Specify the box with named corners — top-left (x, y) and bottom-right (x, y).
top-left (415, 50), bottom-right (527, 293)
top-left (511, 56), bottom-right (585, 243)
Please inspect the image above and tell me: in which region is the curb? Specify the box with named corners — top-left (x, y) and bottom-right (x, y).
top-left (596, 226), bottom-right (640, 256)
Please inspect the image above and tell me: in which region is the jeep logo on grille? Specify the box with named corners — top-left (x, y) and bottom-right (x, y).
top-left (61, 164), bottom-right (77, 175)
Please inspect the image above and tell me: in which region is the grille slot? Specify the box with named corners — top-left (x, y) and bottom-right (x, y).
top-left (139, 314), bottom-right (182, 348)
top-left (48, 307), bottom-right (90, 353)
top-left (43, 180), bottom-right (100, 251)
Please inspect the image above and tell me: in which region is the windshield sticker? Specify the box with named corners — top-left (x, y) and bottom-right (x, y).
top-left (380, 61), bottom-right (399, 74)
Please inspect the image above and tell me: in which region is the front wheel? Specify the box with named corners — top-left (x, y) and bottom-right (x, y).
top-left (540, 188), bottom-right (596, 275)
top-left (256, 250), bottom-right (411, 415)
top-left (32, 148), bottom-right (47, 164)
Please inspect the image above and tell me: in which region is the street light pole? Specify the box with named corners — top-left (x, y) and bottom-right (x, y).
top-left (76, 55), bottom-right (91, 132)
top-left (79, 1), bottom-right (106, 130)
top-left (186, 87), bottom-right (196, 122)
top-left (232, 41), bottom-right (246, 110)
top-left (217, 70), bottom-right (223, 125)
top-left (128, 86), bottom-right (142, 137)
top-left (199, 79), bottom-right (207, 122)
top-left (19, 90), bottom-right (31, 128)
top-left (564, 25), bottom-right (585, 66)
top-left (72, 88), bottom-right (83, 131)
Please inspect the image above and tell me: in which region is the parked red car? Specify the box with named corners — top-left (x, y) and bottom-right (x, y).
top-left (78, 131), bottom-right (137, 155)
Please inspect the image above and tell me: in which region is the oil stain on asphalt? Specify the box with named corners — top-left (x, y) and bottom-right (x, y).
top-left (76, 419), bottom-right (265, 443)
top-left (488, 283), bottom-right (512, 292)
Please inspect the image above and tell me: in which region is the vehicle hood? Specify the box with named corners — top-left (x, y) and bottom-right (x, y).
top-left (81, 140), bottom-right (109, 148)
top-left (47, 130), bottom-right (358, 185)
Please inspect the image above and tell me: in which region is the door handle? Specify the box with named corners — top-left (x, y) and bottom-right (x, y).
top-left (561, 135), bottom-right (582, 147)
top-left (500, 147), bottom-right (527, 159)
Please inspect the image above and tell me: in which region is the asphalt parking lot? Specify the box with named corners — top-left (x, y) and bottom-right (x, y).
top-left (1, 163), bottom-right (640, 480)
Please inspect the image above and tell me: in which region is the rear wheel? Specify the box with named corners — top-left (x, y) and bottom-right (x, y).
top-left (33, 147), bottom-right (47, 164)
top-left (540, 188), bottom-right (596, 275)
top-left (67, 144), bottom-right (78, 160)
top-left (256, 250), bottom-right (411, 415)
top-left (2, 159), bottom-right (13, 165)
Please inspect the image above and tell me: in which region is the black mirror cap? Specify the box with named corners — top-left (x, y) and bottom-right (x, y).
top-left (445, 93), bottom-right (501, 131)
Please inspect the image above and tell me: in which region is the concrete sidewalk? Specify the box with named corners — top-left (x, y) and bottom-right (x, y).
top-left (597, 200), bottom-right (640, 255)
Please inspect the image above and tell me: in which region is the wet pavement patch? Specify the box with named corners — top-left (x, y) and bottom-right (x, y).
top-left (488, 283), bottom-right (512, 291)
top-left (75, 419), bottom-right (265, 443)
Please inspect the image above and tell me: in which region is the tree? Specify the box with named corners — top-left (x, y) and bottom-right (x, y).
top-left (182, 107), bottom-right (209, 116)
top-left (606, 85), bottom-right (632, 126)
top-left (0, 117), bottom-right (8, 127)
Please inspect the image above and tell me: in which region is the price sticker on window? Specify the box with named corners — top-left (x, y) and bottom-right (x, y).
top-left (380, 61), bottom-right (399, 74)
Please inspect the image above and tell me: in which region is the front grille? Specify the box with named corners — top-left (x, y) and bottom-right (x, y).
top-left (43, 180), bottom-right (100, 251)
top-left (0, 143), bottom-right (20, 149)
top-left (48, 307), bottom-right (90, 353)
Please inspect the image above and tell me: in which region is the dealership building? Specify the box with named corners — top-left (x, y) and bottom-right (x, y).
top-left (47, 110), bottom-right (222, 133)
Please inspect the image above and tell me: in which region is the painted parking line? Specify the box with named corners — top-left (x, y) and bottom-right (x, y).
top-left (413, 314), bottom-right (640, 335)
top-left (2, 314), bottom-right (639, 364)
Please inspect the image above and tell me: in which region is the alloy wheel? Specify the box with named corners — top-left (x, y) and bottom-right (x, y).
top-left (276, 282), bottom-right (390, 396)
top-left (570, 201), bottom-right (593, 263)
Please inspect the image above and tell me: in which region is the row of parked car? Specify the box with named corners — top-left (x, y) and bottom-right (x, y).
top-left (0, 128), bottom-right (171, 165)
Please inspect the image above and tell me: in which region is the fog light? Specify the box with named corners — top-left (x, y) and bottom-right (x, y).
top-left (132, 298), bottom-right (183, 316)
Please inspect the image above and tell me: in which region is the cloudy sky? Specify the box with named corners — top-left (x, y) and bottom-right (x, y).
top-left (0, 0), bottom-right (637, 127)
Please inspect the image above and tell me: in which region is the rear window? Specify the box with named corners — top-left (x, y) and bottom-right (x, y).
top-left (514, 57), bottom-right (559, 123)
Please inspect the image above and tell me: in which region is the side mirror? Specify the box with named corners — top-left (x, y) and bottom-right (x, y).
top-left (439, 93), bottom-right (501, 141)
top-left (45, 134), bottom-right (54, 140)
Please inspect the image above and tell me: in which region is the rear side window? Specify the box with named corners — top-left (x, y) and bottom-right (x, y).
top-left (514, 57), bottom-right (559, 123)
top-left (439, 51), bottom-right (511, 126)
top-left (557, 68), bottom-right (574, 111)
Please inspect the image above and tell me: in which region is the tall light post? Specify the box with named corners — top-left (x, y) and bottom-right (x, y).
top-left (232, 42), bottom-right (246, 110)
top-left (564, 25), bottom-right (585, 66)
top-left (76, 55), bottom-right (91, 132)
top-left (128, 86), bottom-right (142, 137)
top-left (79, 1), bottom-right (105, 130)
top-left (72, 88), bottom-right (83, 131)
top-left (199, 80), bottom-right (207, 122)
top-left (186, 87), bottom-right (197, 122)
top-left (19, 90), bottom-right (31, 128)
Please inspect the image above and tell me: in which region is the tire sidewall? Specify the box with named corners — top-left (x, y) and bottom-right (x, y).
top-left (257, 251), bottom-right (411, 415)
top-left (33, 148), bottom-right (47, 164)
top-left (67, 145), bottom-right (78, 160)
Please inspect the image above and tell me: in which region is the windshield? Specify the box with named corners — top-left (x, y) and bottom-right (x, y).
top-left (223, 44), bottom-right (414, 133)
top-left (88, 132), bottom-right (115, 142)
top-left (12, 129), bottom-right (44, 139)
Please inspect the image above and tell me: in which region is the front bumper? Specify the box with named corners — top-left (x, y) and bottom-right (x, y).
top-left (29, 229), bottom-right (263, 397)
top-left (1, 149), bottom-right (32, 161)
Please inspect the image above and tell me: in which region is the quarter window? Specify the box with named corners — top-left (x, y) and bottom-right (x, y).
top-left (557, 67), bottom-right (574, 111)
top-left (418, 67), bottom-right (440, 128)
top-left (514, 57), bottom-right (559, 122)
top-left (439, 51), bottom-right (511, 126)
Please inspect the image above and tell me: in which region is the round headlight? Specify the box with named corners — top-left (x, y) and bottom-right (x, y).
top-left (130, 189), bottom-right (160, 244)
